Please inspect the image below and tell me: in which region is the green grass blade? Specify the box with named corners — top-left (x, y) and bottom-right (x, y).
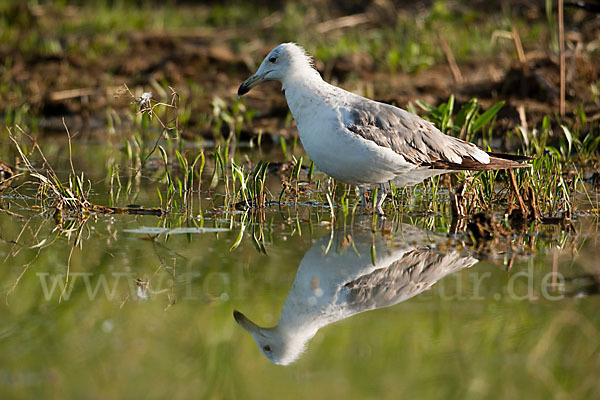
top-left (471, 101), bottom-right (504, 133)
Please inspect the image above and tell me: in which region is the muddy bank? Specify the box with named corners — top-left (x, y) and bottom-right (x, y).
top-left (1, 2), bottom-right (599, 142)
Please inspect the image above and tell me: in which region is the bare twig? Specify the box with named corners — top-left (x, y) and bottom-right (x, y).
top-left (316, 13), bottom-right (371, 34)
top-left (527, 185), bottom-right (541, 221)
top-left (558, 0), bottom-right (566, 117)
top-left (438, 31), bottom-right (463, 84)
top-left (506, 253), bottom-right (516, 272)
top-left (63, 118), bottom-right (77, 178)
top-left (448, 178), bottom-right (467, 217)
top-left (59, 245), bottom-right (76, 303)
top-left (509, 169), bottom-right (528, 217)
top-left (518, 105), bottom-right (528, 131)
top-left (3, 218), bottom-right (32, 263)
top-left (511, 25), bottom-right (527, 65)
top-left (49, 88), bottom-right (96, 102)
top-left (6, 247), bottom-right (42, 305)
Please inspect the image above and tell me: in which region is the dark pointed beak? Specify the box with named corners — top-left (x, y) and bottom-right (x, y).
top-left (237, 72), bottom-right (268, 96)
top-left (233, 309), bottom-right (261, 333)
top-left (238, 81), bottom-right (251, 96)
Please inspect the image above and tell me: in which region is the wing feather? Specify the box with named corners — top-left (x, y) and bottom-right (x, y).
top-left (342, 99), bottom-right (491, 166)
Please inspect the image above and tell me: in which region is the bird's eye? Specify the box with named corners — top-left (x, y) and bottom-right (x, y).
top-left (263, 345), bottom-right (272, 352)
top-left (269, 56), bottom-right (277, 63)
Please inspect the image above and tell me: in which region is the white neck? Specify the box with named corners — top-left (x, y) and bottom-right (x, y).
top-left (282, 69), bottom-right (328, 120)
top-left (282, 64), bottom-right (322, 84)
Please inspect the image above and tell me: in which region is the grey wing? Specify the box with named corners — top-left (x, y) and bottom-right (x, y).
top-left (343, 247), bottom-right (478, 312)
top-left (342, 98), bottom-right (490, 165)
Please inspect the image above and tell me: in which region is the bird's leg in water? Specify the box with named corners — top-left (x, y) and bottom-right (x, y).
top-left (359, 186), bottom-right (368, 211)
top-left (374, 183), bottom-right (387, 215)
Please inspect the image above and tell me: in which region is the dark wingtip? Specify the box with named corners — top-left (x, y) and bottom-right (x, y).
top-left (430, 155), bottom-right (531, 171)
top-left (237, 83), bottom-right (249, 96)
top-left (487, 151), bottom-right (533, 162)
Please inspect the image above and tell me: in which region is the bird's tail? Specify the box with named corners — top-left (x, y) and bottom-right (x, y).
top-left (431, 152), bottom-right (532, 171)
top-left (487, 152), bottom-right (532, 162)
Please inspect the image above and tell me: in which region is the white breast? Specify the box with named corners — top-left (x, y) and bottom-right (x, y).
top-left (285, 82), bottom-right (415, 186)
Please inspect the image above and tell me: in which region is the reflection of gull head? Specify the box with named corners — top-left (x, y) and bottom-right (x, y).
top-left (235, 226), bottom-right (478, 365)
top-left (233, 310), bottom-right (308, 365)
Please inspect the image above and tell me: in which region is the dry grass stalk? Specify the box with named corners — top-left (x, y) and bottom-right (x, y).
top-left (438, 31), bottom-right (463, 84)
top-left (316, 13), bottom-right (371, 34)
top-left (8, 126), bottom-right (91, 213)
top-left (511, 25), bottom-right (527, 65)
top-left (558, 0), bottom-right (566, 117)
top-left (508, 169), bottom-right (528, 218)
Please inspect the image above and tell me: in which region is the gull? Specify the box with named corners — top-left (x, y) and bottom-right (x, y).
top-left (233, 226), bottom-right (478, 365)
top-left (238, 43), bottom-right (529, 213)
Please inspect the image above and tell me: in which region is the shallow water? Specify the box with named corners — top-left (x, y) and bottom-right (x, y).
top-left (1, 139), bottom-right (599, 399)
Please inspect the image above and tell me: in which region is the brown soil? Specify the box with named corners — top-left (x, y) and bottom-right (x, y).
top-left (1, 2), bottom-right (599, 144)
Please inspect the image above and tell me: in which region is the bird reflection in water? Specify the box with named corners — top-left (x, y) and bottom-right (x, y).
top-left (234, 225), bottom-right (478, 365)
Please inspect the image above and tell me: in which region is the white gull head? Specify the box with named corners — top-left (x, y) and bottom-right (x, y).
top-left (238, 43), bottom-right (320, 96)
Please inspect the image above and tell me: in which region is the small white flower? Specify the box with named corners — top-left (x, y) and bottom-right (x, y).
top-left (138, 92), bottom-right (152, 109)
